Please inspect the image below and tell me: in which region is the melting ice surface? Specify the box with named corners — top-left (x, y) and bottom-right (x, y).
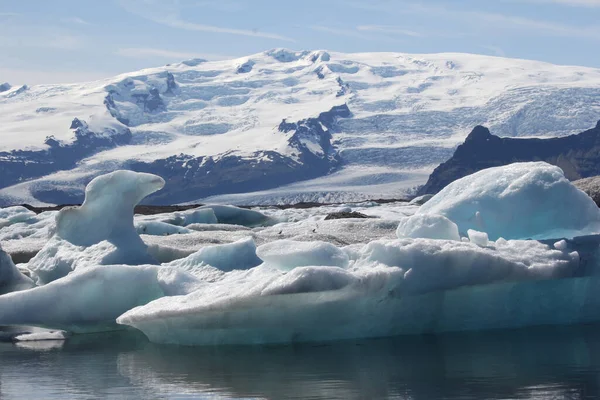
top-left (1, 162), bottom-right (600, 345)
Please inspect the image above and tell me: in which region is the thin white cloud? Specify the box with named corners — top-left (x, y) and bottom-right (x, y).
top-left (343, 0), bottom-right (600, 40)
top-left (357, 25), bottom-right (424, 37)
top-left (511, 0), bottom-right (600, 6)
top-left (0, 33), bottom-right (84, 50)
top-left (61, 17), bottom-right (90, 25)
top-left (310, 25), bottom-right (373, 39)
top-left (118, 0), bottom-right (294, 42)
top-left (116, 47), bottom-right (232, 61)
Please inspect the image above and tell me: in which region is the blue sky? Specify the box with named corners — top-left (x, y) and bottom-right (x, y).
top-left (1, 0), bottom-right (599, 84)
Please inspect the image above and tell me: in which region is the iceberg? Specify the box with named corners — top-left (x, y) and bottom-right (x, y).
top-left (0, 265), bottom-right (201, 332)
top-left (117, 236), bottom-right (581, 345)
top-left (200, 205), bottom-right (276, 227)
top-left (396, 213), bottom-right (460, 241)
top-left (3, 164), bottom-right (600, 345)
top-left (0, 244), bottom-right (34, 295)
top-left (166, 237), bottom-right (262, 273)
top-left (27, 170), bottom-right (165, 284)
top-left (257, 240), bottom-right (350, 270)
top-left (418, 162), bottom-right (600, 240)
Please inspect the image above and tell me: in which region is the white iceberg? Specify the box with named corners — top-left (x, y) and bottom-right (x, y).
top-left (396, 214), bottom-right (460, 241)
top-left (200, 205), bottom-right (276, 227)
top-left (418, 162), bottom-right (600, 240)
top-left (118, 236), bottom-right (581, 345)
top-left (0, 264), bottom-right (201, 332)
top-left (257, 240), bottom-right (350, 270)
top-left (27, 170), bottom-right (165, 284)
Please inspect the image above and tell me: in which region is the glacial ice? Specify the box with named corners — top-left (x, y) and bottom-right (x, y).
top-left (256, 240), bottom-right (350, 270)
top-left (117, 236), bottom-right (581, 345)
top-left (135, 221), bottom-right (192, 236)
top-left (0, 265), bottom-right (200, 332)
top-left (0, 244), bottom-right (34, 295)
top-left (55, 170), bottom-right (165, 246)
top-left (200, 205), bottom-right (276, 227)
top-left (468, 229), bottom-right (489, 247)
top-left (3, 164), bottom-right (600, 345)
top-left (418, 162), bottom-right (600, 240)
top-left (136, 208), bottom-right (218, 227)
top-left (396, 213), bottom-right (460, 241)
top-left (28, 170), bottom-right (165, 284)
top-left (165, 238), bottom-right (262, 273)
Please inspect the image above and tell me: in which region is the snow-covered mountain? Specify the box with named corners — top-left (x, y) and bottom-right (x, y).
top-left (1, 49), bottom-right (600, 205)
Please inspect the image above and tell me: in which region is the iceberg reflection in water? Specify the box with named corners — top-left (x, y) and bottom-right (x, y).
top-left (2, 326), bottom-right (600, 399)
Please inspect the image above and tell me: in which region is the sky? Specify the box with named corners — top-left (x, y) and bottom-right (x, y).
top-left (1, 0), bottom-right (600, 85)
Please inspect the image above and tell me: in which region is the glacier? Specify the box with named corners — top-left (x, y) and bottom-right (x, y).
top-left (1, 164), bottom-right (600, 344)
top-left (2, 50), bottom-right (600, 205)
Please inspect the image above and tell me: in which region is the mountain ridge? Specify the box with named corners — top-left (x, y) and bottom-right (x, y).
top-left (1, 49), bottom-right (600, 205)
top-left (418, 120), bottom-right (600, 195)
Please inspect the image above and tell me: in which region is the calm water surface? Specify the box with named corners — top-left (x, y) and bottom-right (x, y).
top-left (2, 325), bottom-right (600, 399)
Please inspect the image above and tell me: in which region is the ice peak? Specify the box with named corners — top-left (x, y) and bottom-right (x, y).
top-left (55, 170), bottom-right (165, 247)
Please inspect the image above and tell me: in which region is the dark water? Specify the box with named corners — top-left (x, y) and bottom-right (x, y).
top-left (3, 325), bottom-right (600, 399)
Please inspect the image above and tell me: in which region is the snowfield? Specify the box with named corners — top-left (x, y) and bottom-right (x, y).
top-left (2, 164), bottom-right (600, 345)
top-left (1, 49), bottom-right (600, 205)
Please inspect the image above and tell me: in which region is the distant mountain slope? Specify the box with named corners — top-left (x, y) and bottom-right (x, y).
top-left (418, 121), bottom-right (600, 195)
top-left (1, 49), bottom-right (600, 205)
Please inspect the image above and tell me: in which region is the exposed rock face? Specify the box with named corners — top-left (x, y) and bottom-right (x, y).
top-left (574, 176), bottom-right (600, 207)
top-left (0, 82), bottom-right (11, 93)
top-left (418, 121), bottom-right (600, 195)
top-left (324, 211), bottom-right (373, 220)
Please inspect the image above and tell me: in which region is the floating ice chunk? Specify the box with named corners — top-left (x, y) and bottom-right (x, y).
top-left (418, 162), bottom-right (600, 240)
top-left (257, 240), bottom-right (349, 270)
top-left (0, 206), bottom-right (37, 228)
top-left (27, 171), bottom-right (165, 284)
top-left (56, 170), bottom-right (165, 246)
top-left (117, 236), bottom-right (582, 346)
top-left (0, 245), bottom-right (34, 295)
top-left (135, 208), bottom-right (218, 227)
top-left (200, 205), bottom-right (276, 227)
top-left (0, 264), bottom-right (201, 332)
top-left (467, 229), bottom-right (489, 247)
top-left (180, 208), bottom-right (218, 225)
top-left (14, 330), bottom-right (69, 342)
top-left (135, 221), bottom-right (192, 236)
top-left (166, 238), bottom-right (262, 273)
top-left (554, 240), bottom-right (568, 251)
top-left (396, 214), bottom-right (460, 241)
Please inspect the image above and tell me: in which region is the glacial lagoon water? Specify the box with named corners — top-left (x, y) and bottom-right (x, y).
top-left (3, 325), bottom-right (600, 399)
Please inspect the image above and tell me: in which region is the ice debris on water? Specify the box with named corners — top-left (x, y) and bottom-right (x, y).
top-left (1, 162), bottom-right (600, 344)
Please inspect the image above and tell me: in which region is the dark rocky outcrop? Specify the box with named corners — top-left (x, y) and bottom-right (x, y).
top-left (0, 82), bottom-right (11, 93)
top-left (574, 176), bottom-right (600, 207)
top-left (418, 121), bottom-right (600, 195)
top-left (324, 211), bottom-right (374, 220)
